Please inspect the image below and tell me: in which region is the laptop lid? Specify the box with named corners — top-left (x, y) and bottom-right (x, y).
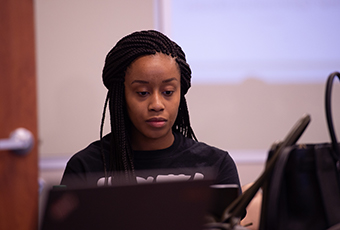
top-left (41, 179), bottom-right (213, 230)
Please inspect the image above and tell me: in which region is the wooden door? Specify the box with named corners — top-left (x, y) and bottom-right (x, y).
top-left (0, 0), bottom-right (38, 229)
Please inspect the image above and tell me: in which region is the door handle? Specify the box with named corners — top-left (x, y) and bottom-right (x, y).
top-left (0, 128), bottom-right (34, 155)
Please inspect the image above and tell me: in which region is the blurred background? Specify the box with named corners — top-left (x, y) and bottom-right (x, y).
top-left (36, 0), bottom-right (340, 187)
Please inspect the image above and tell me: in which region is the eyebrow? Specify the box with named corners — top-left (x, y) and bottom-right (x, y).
top-left (131, 80), bottom-right (149, 84)
top-left (131, 77), bottom-right (178, 85)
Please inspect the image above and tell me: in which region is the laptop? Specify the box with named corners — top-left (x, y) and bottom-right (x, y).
top-left (41, 179), bottom-right (216, 230)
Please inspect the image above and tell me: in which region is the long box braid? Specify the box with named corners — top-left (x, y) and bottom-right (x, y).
top-left (101, 30), bottom-right (196, 184)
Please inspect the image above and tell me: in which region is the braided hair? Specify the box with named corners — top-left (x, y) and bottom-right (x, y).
top-left (100, 30), bottom-right (196, 184)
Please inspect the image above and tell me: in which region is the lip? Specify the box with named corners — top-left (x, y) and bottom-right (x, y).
top-left (146, 117), bottom-right (167, 128)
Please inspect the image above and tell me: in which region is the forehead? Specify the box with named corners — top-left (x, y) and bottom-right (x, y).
top-left (125, 53), bottom-right (180, 83)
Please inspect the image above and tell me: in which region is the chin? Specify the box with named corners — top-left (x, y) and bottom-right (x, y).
top-left (144, 130), bottom-right (172, 140)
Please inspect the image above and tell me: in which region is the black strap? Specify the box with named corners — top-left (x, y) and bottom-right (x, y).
top-left (325, 72), bottom-right (340, 160)
top-left (323, 72), bottom-right (340, 226)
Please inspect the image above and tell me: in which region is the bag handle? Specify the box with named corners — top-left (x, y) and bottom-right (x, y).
top-left (325, 72), bottom-right (340, 160)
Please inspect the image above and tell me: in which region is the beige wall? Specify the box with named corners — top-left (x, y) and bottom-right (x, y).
top-left (35, 0), bottom-right (155, 158)
top-left (35, 0), bottom-right (340, 187)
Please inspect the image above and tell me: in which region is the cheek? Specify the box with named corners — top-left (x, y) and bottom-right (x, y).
top-left (126, 99), bottom-right (141, 119)
top-left (169, 95), bottom-right (181, 120)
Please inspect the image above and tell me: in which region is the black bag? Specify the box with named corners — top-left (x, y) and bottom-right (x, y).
top-left (260, 72), bottom-right (340, 230)
top-left (206, 72), bottom-right (340, 230)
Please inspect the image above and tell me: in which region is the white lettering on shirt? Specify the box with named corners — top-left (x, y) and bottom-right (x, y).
top-left (97, 172), bottom-right (204, 186)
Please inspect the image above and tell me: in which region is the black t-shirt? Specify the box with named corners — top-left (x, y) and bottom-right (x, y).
top-left (61, 132), bottom-right (241, 188)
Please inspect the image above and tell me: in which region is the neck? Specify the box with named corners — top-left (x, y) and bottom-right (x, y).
top-left (130, 130), bottom-right (174, 151)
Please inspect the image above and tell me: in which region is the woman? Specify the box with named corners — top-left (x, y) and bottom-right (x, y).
top-left (61, 30), bottom-right (241, 188)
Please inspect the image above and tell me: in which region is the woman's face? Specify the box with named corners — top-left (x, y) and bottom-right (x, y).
top-left (124, 53), bottom-right (181, 151)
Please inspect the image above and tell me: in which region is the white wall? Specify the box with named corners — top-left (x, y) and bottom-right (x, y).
top-left (35, 0), bottom-right (340, 187)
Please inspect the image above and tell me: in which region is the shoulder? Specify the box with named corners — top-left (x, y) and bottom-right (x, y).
top-left (60, 134), bottom-right (110, 187)
top-left (66, 138), bottom-right (104, 170)
top-left (176, 132), bottom-right (229, 159)
top-left (175, 132), bottom-right (240, 186)
top-left (175, 132), bottom-right (236, 172)
top-left (65, 136), bottom-right (110, 173)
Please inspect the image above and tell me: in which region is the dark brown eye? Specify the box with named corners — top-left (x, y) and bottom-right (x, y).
top-left (137, 91), bottom-right (149, 96)
top-left (163, 91), bottom-right (174, 96)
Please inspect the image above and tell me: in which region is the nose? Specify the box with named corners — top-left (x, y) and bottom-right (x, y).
top-left (148, 92), bottom-right (164, 112)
